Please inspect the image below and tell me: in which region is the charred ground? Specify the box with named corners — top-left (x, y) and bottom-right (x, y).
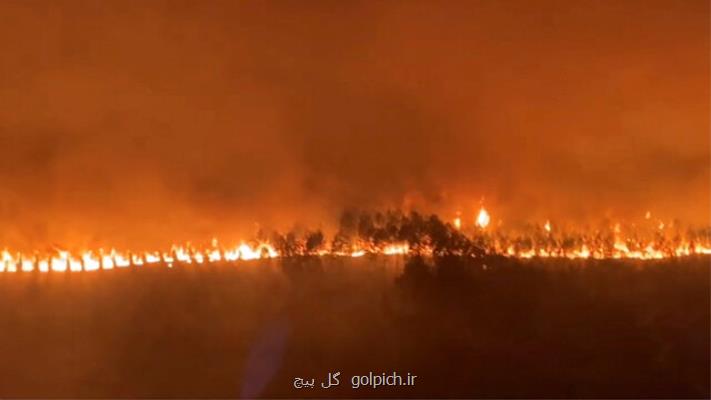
top-left (0, 255), bottom-right (707, 398)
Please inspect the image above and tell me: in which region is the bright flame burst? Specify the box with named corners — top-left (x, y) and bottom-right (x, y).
top-left (0, 208), bottom-right (709, 273)
top-left (476, 207), bottom-right (490, 229)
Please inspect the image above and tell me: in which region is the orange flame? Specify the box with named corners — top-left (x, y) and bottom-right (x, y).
top-left (453, 216), bottom-right (462, 230)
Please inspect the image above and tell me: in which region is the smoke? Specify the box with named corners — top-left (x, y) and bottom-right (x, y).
top-left (0, 0), bottom-right (707, 248)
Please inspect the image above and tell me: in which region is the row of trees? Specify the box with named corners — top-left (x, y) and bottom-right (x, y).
top-left (267, 209), bottom-right (486, 257)
top-left (264, 209), bottom-right (711, 258)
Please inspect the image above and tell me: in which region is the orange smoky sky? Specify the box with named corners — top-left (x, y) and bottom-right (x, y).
top-left (0, 0), bottom-right (708, 249)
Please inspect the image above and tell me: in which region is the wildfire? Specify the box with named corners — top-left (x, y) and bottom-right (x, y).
top-left (0, 208), bottom-right (709, 273)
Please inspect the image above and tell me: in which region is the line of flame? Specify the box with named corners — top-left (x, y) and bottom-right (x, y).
top-left (0, 239), bottom-right (708, 273)
top-left (0, 207), bottom-right (710, 273)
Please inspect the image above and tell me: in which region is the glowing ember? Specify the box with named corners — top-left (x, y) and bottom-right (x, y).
top-left (544, 220), bottom-right (552, 233)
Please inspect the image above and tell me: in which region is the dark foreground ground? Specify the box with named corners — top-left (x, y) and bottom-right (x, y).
top-left (0, 255), bottom-right (707, 398)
